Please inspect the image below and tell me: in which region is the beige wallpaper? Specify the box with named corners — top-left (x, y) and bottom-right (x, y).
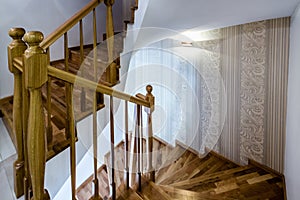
top-left (193, 17), bottom-right (290, 172)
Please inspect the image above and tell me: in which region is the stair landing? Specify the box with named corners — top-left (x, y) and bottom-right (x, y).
top-left (76, 137), bottom-right (286, 200)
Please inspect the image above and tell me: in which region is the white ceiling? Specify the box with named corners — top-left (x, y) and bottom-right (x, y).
top-left (141, 0), bottom-right (300, 31)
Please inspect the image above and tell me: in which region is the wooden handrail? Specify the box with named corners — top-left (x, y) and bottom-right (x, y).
top-left (40, 0), bottom-right (102, 50)
top-left (8, 0), bottom-right (153, 198)
top-left (12, 57), bottom-right (150, 107)
top-left (47, 65), bottom-right (150, 107)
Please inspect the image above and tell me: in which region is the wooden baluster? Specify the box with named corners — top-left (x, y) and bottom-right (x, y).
top-left (90, 92), bottom-right (101, 200)
top-left (145, 85), bottom-right (155, 182)
top-left (63, 31), bottom-right (77, 200)
top-left (104, 0), bottom-right (118, 84)
top-left (64, 32), bottom-right (71, 140)
top-left (92, 8), bottom-right (103, 105)
top-left (79, 20), bottom-right (86, 112)
top-left (139, 105), bottom-right (144, 174)
top-left (110, 96), bottom-right (116, 200)
top-left (90, 8), bottom-right (101, 200)
top-left (136, 105), bottom-right (141, 192)
top-left (124, 101), bottom-right (129, 189)
top-left (23, 31), bottom-right (50, 200)
top-left (7, 27), bottom-right (27, 198)
top-left (67, 84), bottom-right (77, 200)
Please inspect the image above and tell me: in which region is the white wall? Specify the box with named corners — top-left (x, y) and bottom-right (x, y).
top-left (285, 3), bottom-right (300, 200)
top-left (0, 0), bottom-right (85, 98)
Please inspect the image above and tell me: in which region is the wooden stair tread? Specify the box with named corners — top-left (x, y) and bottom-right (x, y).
top-left (152, 138), bottom-right (173, 170)
top-left (157, 155), bottom-right (204, 185)
top-left (157, 146), bottom-right (239, 185)
top-left (139, 181), bottom-right (172, 200)
top-left (116, 184), bottom-right (143, 200)
top-left (155, 145), bottom-right (186, 182)
top-left (160, 185), bottom-right (224, 200)
top-left (76, 165), bottom-right (110, 200)
top-left (169, 163), bottom-right (284, 199)
top-left (170, 165), bottom-right (254, 188)
top-left (0, 96), bottom-right (14, 148)
top-left (75, 134), bottom-right (286, 200)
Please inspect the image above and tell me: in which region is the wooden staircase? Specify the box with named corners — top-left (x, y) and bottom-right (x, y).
top-left (0, 42), bottom-right (122, 160)
top-left (76, 138), bottom-right (286, 200)
top-left (0, 0), bottom-right (136, 161)
top-left (0, 0), bottom-right (287, 199)
top-left (0, 0), bottom-right (143, 199)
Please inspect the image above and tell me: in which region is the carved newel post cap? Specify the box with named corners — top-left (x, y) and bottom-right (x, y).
top-left (146, 85), bottom-right (154, 112)
top-left (8, 28), bottom-right (26, 40)
top-left (23, 31), bottom-right (44, 46)
top-left (146, 85), bottom-right (153, 94)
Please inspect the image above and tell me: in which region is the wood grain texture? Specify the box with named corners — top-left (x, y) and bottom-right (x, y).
top-left (76, 136), bottom-right (285, 200)
top-left (23, 31), bottom-right (50, 200)
top-left (7, 27), bottom-right (27, 198)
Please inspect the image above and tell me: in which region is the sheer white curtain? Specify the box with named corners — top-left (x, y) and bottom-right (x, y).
top-left (123, 39), bottom-right (225, 155)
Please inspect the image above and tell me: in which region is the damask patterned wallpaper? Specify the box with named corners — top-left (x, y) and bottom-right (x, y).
top-left (192, 17), bottom-right (290, 172)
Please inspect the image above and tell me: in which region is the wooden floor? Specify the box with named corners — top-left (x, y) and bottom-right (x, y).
top-left (76, 138), bottom-right (286, 200)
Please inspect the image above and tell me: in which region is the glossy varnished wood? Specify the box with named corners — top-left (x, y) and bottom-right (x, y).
top-left (77, 135), bottom-right (286, 200)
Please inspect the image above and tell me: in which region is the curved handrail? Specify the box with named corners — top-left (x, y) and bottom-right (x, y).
top-left (40, 0), bottom-right (102, 50)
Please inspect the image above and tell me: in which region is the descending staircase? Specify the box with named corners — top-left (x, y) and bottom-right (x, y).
top-left (0, 0), bottom-right (143, 199)
top-left (76, 138), bottom-right (286, 200)
top-left (0, 0), bottom-right (287, 199)
top-left (0, 0), bottom-right (137, 160)
top-left (0, 38), bottom-right (122, 160)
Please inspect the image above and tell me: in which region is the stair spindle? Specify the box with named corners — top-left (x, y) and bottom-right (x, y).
top-left (23, 31), bottom-right (50, 200)
top-left (140, 105), bottom-right (144, 174)
top-left (79, 19), bottom-right (86, 112)
top-left (110, 96), bottom-right (116, 200)
top-left (89, 8), bottom-right (101, 200)
top-left (124, 101), bottom-right (130, 189)
top-left (64, 32), bottom-right (71, 140)
top-left (90, 88), bottom-right (101, 200)
top-left (7, 27), bottom-right (27, 198)
top-left (136, 105), bottom-right (142, 192)
top-left (136, 85), bottom-right (155, 183)
top-left (105, 0), bottom-right (118, 84)
top-left (145, 85), bottom-right (155, 182)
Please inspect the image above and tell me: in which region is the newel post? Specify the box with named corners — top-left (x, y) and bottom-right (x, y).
top-left (23, 31), bottom-right (50, 200)
top-left (8, 27), bottom-right (27, 198)
top-left (145, 85), bottom-right (155, 182)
